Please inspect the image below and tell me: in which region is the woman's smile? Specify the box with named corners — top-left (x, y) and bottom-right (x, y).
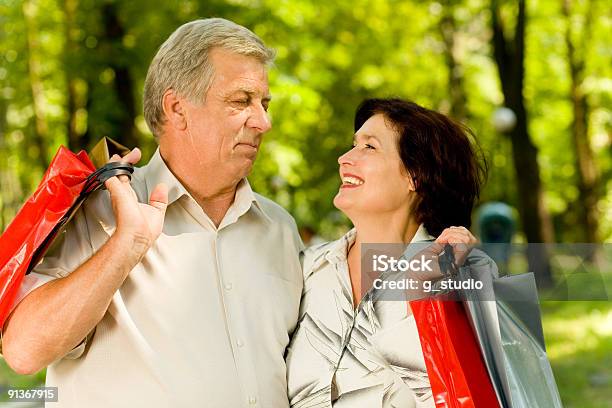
top-left (341, 173), bottom-right (365, 189)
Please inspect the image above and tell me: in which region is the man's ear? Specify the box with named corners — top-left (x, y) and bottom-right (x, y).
top-left (162, 88), bottom-right (188, 131)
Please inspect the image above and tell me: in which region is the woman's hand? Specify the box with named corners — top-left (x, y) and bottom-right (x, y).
top-left (402, 226), bottom-right (478, 310)
top-left (408, 226), bottom-right (478, 282)
top-left (435, 226), bottom-right (478, 270)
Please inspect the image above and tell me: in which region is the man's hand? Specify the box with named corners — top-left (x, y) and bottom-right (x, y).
top-left (105, 148), bottom-right (168, 254)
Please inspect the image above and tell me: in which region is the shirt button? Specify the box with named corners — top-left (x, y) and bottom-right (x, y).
top-left (248, 396), bottom-right (257, 405)
top-left (236, 339), bottom-right (244, 347)
top-left (224, 282), bottom-right (233, 291)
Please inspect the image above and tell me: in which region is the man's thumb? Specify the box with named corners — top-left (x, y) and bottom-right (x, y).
top-left (149, 183), bottom-right (169, 213)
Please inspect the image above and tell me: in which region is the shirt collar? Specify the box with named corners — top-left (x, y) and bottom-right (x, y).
top-left (142, 149), bottom-right (189, 205)
top-left (142, 148), bottom-right (272, 224)
top-left (412, 224), bottom-right (435, 243)
top-left (317, 224), bottom-right (435, 269)
top-left (222, 178), bottom-right (273, 226)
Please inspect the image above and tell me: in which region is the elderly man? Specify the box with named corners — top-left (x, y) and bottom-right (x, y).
top-left (2, 18), bottom-right (303, 407)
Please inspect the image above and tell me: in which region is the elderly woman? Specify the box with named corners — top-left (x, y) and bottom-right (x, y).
top-left (286, 98), bottom-right (487, 408)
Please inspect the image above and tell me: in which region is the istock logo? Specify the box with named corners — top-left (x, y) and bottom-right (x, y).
top-left (372, 254), bottom-right (433, 273)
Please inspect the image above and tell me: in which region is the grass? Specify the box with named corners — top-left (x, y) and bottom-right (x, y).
top-left (0, 361), bottom-right (45, 403)
top-left (540, 248), bottom-right (612, 407)
top-left (542, 300), bottom-right (612, 408)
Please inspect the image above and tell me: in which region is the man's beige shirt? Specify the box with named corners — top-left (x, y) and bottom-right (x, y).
top-left (10, 149), bottom-right (304, 407)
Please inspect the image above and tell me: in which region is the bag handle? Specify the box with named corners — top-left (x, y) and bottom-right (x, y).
top-left (80, 161), bottom-right (135, 197)
top-left (26, 161), bottom-right (134, 275)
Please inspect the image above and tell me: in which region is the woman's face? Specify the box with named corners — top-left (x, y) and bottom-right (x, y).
top-left (333, 114), bottom-right (415, 218)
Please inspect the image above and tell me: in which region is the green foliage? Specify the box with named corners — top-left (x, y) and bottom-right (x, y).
top-left (1, 0), bottom-right (610, 240)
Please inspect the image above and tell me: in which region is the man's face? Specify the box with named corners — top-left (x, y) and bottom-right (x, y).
top-left (180, 48), bottom-right (271, 183)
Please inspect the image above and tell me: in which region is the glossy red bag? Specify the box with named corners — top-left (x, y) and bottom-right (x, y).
top-left (0, 142), bottom-right (133, 328)
top-left (0, 147), bottom-right (95, 327)
top-left (410, 298), bottom-right (501, 408)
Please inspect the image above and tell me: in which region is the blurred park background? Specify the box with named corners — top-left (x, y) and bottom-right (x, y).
top-left (0, 0), bottom-right (610, 406)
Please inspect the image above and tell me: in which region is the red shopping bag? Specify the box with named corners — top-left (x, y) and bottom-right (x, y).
top-left (410, 298), bottom-right (501, 408)
top-left (0, 143), bottom-right (133, 328)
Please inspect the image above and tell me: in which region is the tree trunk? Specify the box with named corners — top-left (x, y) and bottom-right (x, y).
top-left (0, 99), bottom-right (23, 232)
top-left (439, 3), bottom-right (468, 123)
top-left (0, 97), bottom-right (7, 230)
top-left (82, 79), bottom-right (95, 149)
top-left (22, 0), bottom-right (49, 167)
top-left (490, 0), bottom-right (554, 287)
top-left (563, 0), bottom-right (599, 245)
top-left (63, 0), bottom-right (81, 151)
top-left (101, 2), bottom-right (137, 148)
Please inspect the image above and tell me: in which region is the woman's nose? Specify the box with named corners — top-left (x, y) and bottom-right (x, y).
top-left (338, 148), bottom-right (356, 165)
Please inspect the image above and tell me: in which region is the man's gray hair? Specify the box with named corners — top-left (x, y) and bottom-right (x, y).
top-left (143, 18), bottom-right (275, 138)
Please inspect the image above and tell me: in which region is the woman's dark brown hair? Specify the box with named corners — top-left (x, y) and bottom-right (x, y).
top-left (354, 98), bottom-right (487, 237)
